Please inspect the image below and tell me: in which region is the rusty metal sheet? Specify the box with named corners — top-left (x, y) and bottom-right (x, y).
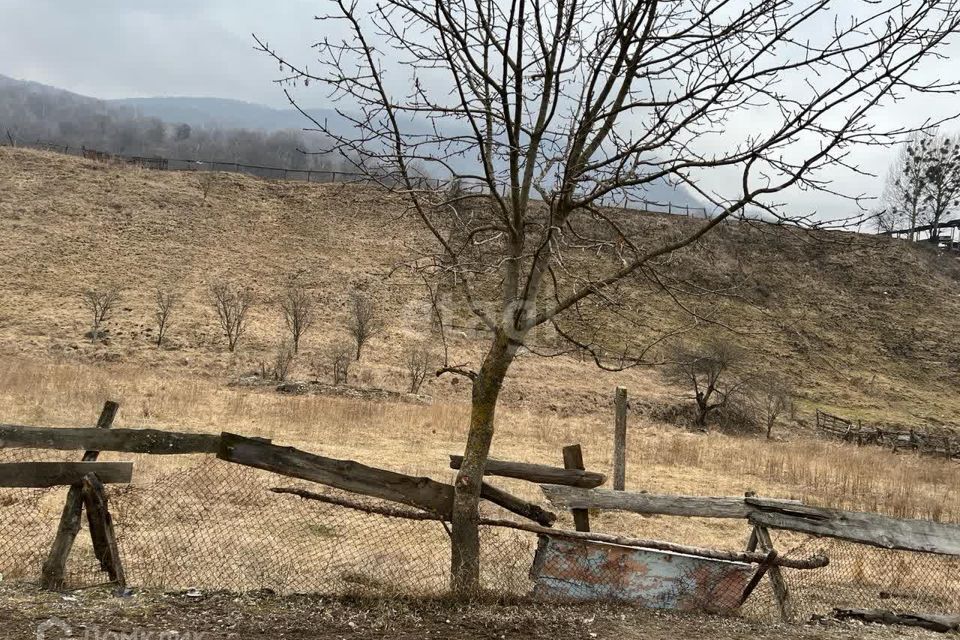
top-left (529, 535), bottom-right (756, 612)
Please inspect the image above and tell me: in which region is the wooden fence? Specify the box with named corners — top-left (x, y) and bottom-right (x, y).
top-left (13, 401), bottom-right (960, 619)
top-left (815, 410), bottom-right (959, 459)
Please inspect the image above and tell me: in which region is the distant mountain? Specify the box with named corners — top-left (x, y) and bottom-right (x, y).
top-left (108, 96), bottom-right (341, 133)
top-left (0, 74), bottom-right (704, 208)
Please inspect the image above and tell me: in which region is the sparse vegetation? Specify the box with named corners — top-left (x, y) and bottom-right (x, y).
top-left (81, 287), bottom-right (120, 343)
top-left (346, 291), bottom-right (382, 361)
top-left (153, 289), bottom-right (178, 347)
top-left (280, 284), bottom-right (314, 354)
top-left (209, 281), bottom-right (255, 352)
top-left (262, 340), bottom-right (295, 381)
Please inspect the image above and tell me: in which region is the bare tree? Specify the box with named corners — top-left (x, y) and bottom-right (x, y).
top-left (404, 344), bottom-right (432, 394)
top-left (757, 377), bottom-right (794, 440)
top-left (81, 288), bottom-right (120, 343)
top-left (880, 133), bottom-right (934, 238)
top-left (209, 281), bottom-right (255, 352)
top-left (154, 289), bottom-right (178, 347)
top-left (920, 133), bottom-right (960, 243)
top-left (258, 0), bottom-right (960, 593)
top-left (666, 337), bottom-right (750, 429)
top-left (346, 291), bottom-right (382, 361)
top-left (280, 284), bottom-right (314, 354)
top-left (323, 341), bottom-right (353, 384)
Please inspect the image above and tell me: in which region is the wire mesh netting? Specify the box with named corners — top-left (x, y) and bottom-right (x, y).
top-left (3, 445), bottom-right (960, 622)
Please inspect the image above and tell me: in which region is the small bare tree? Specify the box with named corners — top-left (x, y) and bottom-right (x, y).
top-left (209, 281), bottom-right (255, 352)
top-left (154, 289), bottom-right (178, 347)
top-left (280, 285), bottom-right (314, 354)
top-left (404, 344), bottom-right (432, 394)
top-left (265, 340), bottom-right (295, 381)
top-left (323, 341), bottom-right (353, 384)
top-left (198, 172), bottom-right (217, 200)
top-left (758, 377), bottom-right (794, 440)
top-left (667, 337), bottom-right (750, 429)
top-left (82, 288), bottom-right (120, 343)
top-left (346, 291), bottom-right (382, 361)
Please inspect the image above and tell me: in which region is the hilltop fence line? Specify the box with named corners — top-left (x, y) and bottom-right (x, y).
top-left (815, 409), bottom-right (960, 459)
top-left (3, 401), bottom-right (960, 627)
top-left (2, 137), bottom-right (712, 218)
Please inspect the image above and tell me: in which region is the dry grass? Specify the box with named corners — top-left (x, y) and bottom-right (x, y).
top-left (4, 147), bottom-right (960, 608)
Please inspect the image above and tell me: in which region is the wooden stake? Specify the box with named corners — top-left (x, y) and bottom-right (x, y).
top-left (562, 444), bottom-right (590, 532)
top-left (613, 387), bottom-right (628, 491)
top-left (40, 401), bottom-right (118, 591)
top-left (753, 524), bottom-right (792, 621)
top-left (81, 473), bottom-right (126, 587)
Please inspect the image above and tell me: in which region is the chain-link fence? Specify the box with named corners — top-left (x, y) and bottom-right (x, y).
top-left (3, 445), bottom-right (960, 623)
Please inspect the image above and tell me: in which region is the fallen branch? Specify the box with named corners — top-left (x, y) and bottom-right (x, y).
top-left (832, 609), bottom-right (960, 633)
top-left (272, 487), bottom-right (828, 570)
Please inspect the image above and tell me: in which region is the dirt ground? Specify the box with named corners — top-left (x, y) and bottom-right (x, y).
top-left (0, 584), bottom-right (943, 640)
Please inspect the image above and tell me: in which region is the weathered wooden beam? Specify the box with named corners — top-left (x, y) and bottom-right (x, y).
top-left (562, 445), bottom-right (591, 532)
top-left (448, 455), bottom-right (605, 489)
top-left (41, 401), bottom-right (117, 591)
top-left (480, 481), bottom-right (556, 526)
top-left (746, 497), bottom-right (960, 556)
top-left (81, 473), bottom-right (125, 587)
top-left (542, 486), bottom-right (802, 519)
top-left (217, 432), bottom-right (454, 518)
top-left (0, 462), bottom-right (132, 488)
top-left (0, 424), bottom-right (220, 455)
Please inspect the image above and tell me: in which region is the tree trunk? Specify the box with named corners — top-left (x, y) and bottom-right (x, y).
top-left (450, 331), bottom-right (516, 596)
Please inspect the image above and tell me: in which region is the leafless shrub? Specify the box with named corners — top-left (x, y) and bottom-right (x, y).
top-left (262, 340), bottom-right (295, 381)
top-left (665, 336), bottom-right (751, 430)
top-left (198, 172), bottom-right (217, 200)
top-left (209, 281), bottom-right (255, 352)
top-left (323, 341), bottom-right (353, 385)
top-left (154, 289), bottom-right (178, 347)
top-left (757, 377), bottom-right (794, 439)
top-left (346, 291), bottom-right (382, 361)
top-left (404, 344), bottom-right (432, 394)
top-left (81, 287), bottom-right (120, 343)
top-left (281, 285), bottom-right (314, 354)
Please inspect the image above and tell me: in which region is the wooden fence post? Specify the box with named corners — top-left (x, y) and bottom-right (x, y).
top-left (40, 401), bottom-right (118, 590)
top-left (613, 387), bottom-right (628, 491)
top-left (82, 473), bottom-right (126, 588)
top-left (562, 444), bottom-right (591, 532)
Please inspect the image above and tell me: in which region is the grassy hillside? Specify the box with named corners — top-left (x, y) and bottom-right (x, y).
top-left (2, 146), bottom-right (960, 429)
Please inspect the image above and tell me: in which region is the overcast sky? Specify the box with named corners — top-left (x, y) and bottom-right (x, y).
top-left (2, 0), bottom-right (959, 220)
top-left (0, 0), bottom-right (314, 108)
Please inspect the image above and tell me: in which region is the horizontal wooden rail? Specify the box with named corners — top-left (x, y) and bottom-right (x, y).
top-left (449, 454), bottom-right (606, 488)
top-left (0, 462), bottom-right (133, 487)
top-left (0, 424), bottom-right (221, 455)
top-left (746, 498), bottom-right (960, 556)
top-left (541, 485), bottom-right (801, 519)
top-left (274, 485), bottom-right (827, 570)
top-left (543, 486), bottom-right (960, 557)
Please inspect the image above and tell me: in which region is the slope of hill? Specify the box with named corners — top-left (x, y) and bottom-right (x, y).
top-left (2, 146), bottom-right (960, 430)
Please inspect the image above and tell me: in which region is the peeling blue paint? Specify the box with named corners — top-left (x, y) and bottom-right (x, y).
top-left (529, 535), bottom-right (756, 612)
